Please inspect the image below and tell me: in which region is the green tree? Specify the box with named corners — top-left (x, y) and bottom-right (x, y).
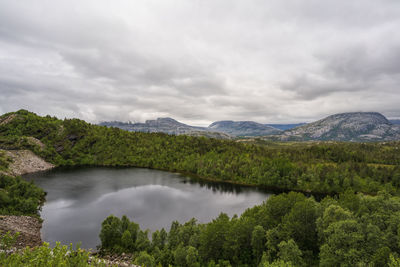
top-left (186, 246), bottom-right (200, 267)
top-left (173, 244), bottom-right (187, 267)
top-left (99, 215), bottom-right (122, 250)
top-left (251, 225), bottom-right (266, 264)
top-left (316, 204), bottom-right (353, 243)
top-left (199, 213), bottom-right (230, 262)
top-left (277, 239), bottom-right (303, 266)
top-left (281, 198), bottom-right (318, 253)
top-left (136, 229), bottom-right (151, 252)
top-left (262, 260), bottom-right (295, 267)
top-left (389, 254), bottom-right (400, 267)
top-left (371, 247), bottom-right (391, 267)
top-left (121, 230), bottom-right (134, 251)
top-left (319, 219), bottom-right (364, 266)
top-left (135, 251), bottom-right (155, 267)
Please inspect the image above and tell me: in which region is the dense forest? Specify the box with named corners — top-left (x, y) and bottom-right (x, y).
top-left (99, 191), bottom-right (400, 267)
top-left (1, 110), bottom-right (400, 195)
top-left (2, 110), bottom-right (400, 266)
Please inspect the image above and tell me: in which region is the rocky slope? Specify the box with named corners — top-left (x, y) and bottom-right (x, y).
top-left (279, 112), bottom-right (400, 141)
top-left (101, 118), bottom-right (283, 138)
top-left (266, 123), bottom-right (306, 131)
top-left (0, 215), bottom-right (42, 249)
top-left (4, 150), bottom-right (54, 176)
top-left (208, 120), bottom-right (282, 136)
top-left (0, 113), bottom-right (56, 252)
top-left (0, 114), bottom-right (55, 176)
top-left (100, 118), bottom-right (232, 139)
top-left (100, 117), bottom-right (203, 134)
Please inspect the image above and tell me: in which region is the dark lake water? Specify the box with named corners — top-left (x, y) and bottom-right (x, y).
top-left (25, 167), bottom-right (270, 249)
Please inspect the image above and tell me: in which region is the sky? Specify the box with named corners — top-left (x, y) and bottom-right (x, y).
top-left (0, 0), bottom-right (400, 126)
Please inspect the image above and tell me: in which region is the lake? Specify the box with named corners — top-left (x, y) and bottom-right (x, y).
top-left (25, 167), bottom-right (270, 249)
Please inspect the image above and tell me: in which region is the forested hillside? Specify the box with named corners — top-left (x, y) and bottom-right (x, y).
top-left (99, 191), bottom-right (400, 266)
top-left (2, 110), bottom-right (400, 266)
top-left (2, 110), bottom-right (400, 195)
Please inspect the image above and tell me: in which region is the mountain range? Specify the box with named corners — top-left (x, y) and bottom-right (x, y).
top-left (99, 118), bottom-right (233, 139)
top-left (208, 121), bottom-right (282, 136)
top-left (265, 123), bottom-right (306, 130)
top-left (100, 112), bottom-right (400, 141)
top-left (100, 118), bottom-right (289, 138)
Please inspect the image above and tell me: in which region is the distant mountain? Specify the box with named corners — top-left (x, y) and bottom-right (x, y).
top-left (266, 123), bottom-right (306, 131)
top-left (100, 112), bottom-right (400, 141)
top-left (101, 118), bottom-right (283, 138)
top-left (390, 120), bottom-right (400, 125)
top-left (208, 121), bottom-right (281, 136)
top-left (99, 118), bottom-right (232, 139)
top-left (279, 112), bottom-right (400, 141)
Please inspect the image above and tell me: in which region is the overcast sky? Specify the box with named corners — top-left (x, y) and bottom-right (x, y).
top-left (0, 0), bottom-right (400, 126)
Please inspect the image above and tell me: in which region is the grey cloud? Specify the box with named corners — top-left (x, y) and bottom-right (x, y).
top-left (280, 41), bottom-right (400, 101)
top-left (0, 0), bottom-right (400, 124)
top-left (320, 44), bottom-right (400, 80)
top-left (60, 48), bottom-right (228, 98)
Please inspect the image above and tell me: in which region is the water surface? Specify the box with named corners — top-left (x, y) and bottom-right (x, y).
top-left (25, 167), bottom-right (270, 249)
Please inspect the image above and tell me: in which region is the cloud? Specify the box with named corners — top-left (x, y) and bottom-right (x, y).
top-left (0, 0), bottom-right (400, 125)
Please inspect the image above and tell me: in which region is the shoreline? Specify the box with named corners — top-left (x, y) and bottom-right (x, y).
top-left (0, 215), bottom-right (42, 249)
top-left (8, 153), bottom-right (333, 250)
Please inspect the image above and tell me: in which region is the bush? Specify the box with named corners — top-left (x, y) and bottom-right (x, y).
top-left (0, 175), bottom-right (44, 216)
top-left (0, 232), bottom-right (108, 267)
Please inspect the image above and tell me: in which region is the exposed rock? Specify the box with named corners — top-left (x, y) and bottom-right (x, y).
top-left (95, 253), bottom-right (139, 267)
top-left (100, 118), bottom-right (283, 138)
top-left (279, 112), bottom-right (400, 141)
top-left (209, 120), bottom-right (281, 136)
top-left (4, 150), bottom-right (54, 176)
top-left (26, 137), bottom-right (46, 150)
top-left (265, 123), bottom-right (306, 131)
top-left (0, 215), bottom-right (139, 266)
top-left (0, 215), bottom-right (42, 249)
top-left (100, 118), bottom-right (233, 139)
top-left (0, 114), bottom-right (17, 126)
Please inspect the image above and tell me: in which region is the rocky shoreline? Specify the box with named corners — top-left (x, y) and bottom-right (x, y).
top-left (0, 147), bottom-right (54, 250)
top-left (4, 149), bottom-right (55, 176)
top-left (93, 253), bottom-right (139, 267)
top-left (0, 215), bottom-right (139, 266)
top-left (0, 150), bottom-right (139, 266)
top-left (0, 215), bottom-right (42, 249)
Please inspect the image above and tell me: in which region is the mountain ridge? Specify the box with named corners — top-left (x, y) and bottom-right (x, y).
top-left (278, 112), bottom-right (400, 141)
top-left (100, 118), bottom-right (231, 139)
top-left (100, 118), bottom-right (283, 138)
top-left (208, 120), bottom-right (282, 136)
top-left (100, 112), bottom-right (400, 141)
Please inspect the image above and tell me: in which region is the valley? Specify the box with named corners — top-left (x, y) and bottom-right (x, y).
top-left (2, 110), bottom-right (400, 266)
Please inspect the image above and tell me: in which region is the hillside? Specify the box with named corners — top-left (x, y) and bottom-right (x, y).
top-left (101, 118), bottom-right (282, 137)
top-left (208, 121), bottom-right (281, 136)
top-left (100, 118), bottom-right (231, 139)
top-left (101, 114), bottom-right (400, 141)
top-left (3, 110), bottom-right (400, 266)
top-left (2, 110), bottom-right (400, 195)
top-left (279, 112), bottom-right (400, 141)
top-left (266, 123), bottom-right (306, 131)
